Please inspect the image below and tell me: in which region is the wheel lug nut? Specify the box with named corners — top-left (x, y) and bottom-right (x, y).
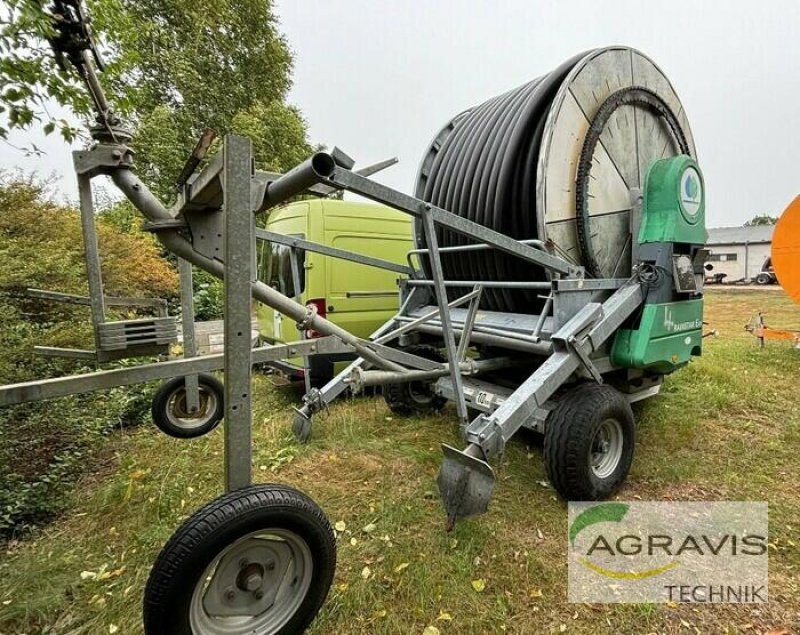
top-left (255, 589), bottom-right (264, 600)
top-left (266, 560), bottom-right (276, 571)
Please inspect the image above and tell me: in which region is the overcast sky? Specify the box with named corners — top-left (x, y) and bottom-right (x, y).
top-left (2, 0), bottom-right (798, 227)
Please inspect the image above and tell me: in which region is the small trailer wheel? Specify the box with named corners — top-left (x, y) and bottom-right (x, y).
top-left (143, 484), bottom-right (336, 635)
top-left (151, 373), bottom-right (224, 438)
top-left (543, 383), bottom-right (634, 500)
top-left (755, 272), bottom-right (772, 285)
top-left (383, 345), bottom-right (447, 416)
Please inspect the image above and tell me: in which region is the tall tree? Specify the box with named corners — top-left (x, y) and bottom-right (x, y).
top-left (1, 0), bottom-right (313, 199)
top-left (0, 1), bottom-right (89, 144)
top-left (90, 0), bottom-right (312, 198)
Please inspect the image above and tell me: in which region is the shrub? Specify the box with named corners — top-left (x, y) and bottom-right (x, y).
top-left (0, 177), bottom-right (178, 535)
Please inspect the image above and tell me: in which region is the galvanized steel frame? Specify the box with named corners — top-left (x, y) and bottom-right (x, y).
top-left (2, 134), bottom-right (649, 517)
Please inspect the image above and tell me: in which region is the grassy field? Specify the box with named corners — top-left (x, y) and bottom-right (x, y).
top-left (1, 289), bottom-right (798, 634)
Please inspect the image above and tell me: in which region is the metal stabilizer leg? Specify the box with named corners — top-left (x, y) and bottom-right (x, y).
top-left (292, 407), bottom-right (314, 443)
top-left (437, 444), bottom-right (495, 531)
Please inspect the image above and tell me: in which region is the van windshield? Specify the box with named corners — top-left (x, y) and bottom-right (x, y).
top-left (257, 235), bottom-right (305, 298)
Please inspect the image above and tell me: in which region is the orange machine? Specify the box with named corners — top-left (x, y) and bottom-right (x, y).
top-left (773, 196), bottom-right (800, 303)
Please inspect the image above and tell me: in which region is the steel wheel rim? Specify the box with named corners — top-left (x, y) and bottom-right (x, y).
top-left (166, 385), bottom-right (216, 430)
top-left (189, 528), bottom-right (313, 635)
top-left (590, 418), bottom-right (624, 479)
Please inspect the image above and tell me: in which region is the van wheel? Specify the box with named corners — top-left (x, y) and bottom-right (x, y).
top-left (383, 345), bottom-right (447, 416)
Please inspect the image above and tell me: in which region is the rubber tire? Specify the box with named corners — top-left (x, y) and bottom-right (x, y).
top-left (143, 484), bottom-right (336, 635)
top-left (755, 272), bottom-right (771, 286)
top-left (383, 345), bottom-right (447, 416)
top-left (151, 373), bottom-right (224, 439)
top-left (543, 383), bottom-right (635, 501)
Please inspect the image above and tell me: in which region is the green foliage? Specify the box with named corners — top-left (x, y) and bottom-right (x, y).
top-left (0, 1), bottom-right (89, 144)
top-left (89, 0), bottom-right (293, 131)
top-left (744, 214), bottom-right (778, 226)
top-left (230, 101), bottom-right (312, 174)
top-left (193, 269), bottom-right (224, 321)
top-left (0, 177), bottom-right (178, 534)
top-left (90, 0), bottom-right (313, 199)
top-left (2, 0), bottom-right (313, 200)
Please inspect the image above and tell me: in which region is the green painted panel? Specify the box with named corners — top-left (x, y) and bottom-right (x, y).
top-left (611, 299), bottom-right (704, 373)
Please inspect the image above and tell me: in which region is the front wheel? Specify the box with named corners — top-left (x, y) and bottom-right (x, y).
top-left (143, 484), bottom-right (336, 635)
top-left (543, 383), bottom-right (635, 501)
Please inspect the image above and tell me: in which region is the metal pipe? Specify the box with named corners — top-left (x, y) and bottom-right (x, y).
top-left (258, 152), bottom-right (336, 211)
top-left (406, 280), bottom-right (551, 289)
top-left (394, 314), bottom-right (552, 347)
top-left (411, 322), bottom-right (552, 355)
top-left (408, 238), bottom-right (547, 256)
top-left (79, 50), bottom-right (112, 121)
top-left (349, 356), bottom-right (518, 388)
top-left (110, 168), bottom-right (403, 372)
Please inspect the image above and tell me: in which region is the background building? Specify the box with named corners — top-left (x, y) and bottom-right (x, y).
top-left (706, 225), bottom-right (774, 282)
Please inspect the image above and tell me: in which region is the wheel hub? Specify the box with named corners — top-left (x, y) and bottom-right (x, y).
top-left (173, 389), bottom-right (209, 418)
top-left (236, 561), bottom-right (266, 592)
top-left (191, 529), bottom-right (314, 635)
top-left (590, 418), bottom-right (624, 479)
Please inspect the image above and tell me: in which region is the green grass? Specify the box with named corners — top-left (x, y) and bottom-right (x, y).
top-left (1, 289), bottom-right (799, 634)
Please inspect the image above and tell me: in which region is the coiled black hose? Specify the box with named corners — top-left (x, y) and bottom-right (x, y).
top-left (417, 52), bottom-right (590, 313)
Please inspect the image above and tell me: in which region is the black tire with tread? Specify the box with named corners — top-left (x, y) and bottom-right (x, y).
top-left (543, 383), bottom-right (635, 500)
top-left (383, 345), bottom-right (447, 416)
top-left (143, 484), bottom-right (336, 635)
top-left (151, 373), bottom-right (224, 439)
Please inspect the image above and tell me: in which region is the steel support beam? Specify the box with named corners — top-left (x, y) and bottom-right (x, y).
top-left (0, 337), bottom-right (353, 407)
top-left (178, 258), bottom-right (200, 411)
top-left (76, 169), bottom-right (106, 353)
top-left (256, 229), bottom-right (412, 276)
top-left (420, 206), bottom-right (469, 427)
top-left (324, 166), bottom-right (578, 276)
top-left (222, 135), bottom-right (254, 492)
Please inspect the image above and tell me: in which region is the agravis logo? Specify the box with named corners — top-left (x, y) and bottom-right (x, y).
top-left (567, 502), bottom-right (768, 603)
top-left (570, 503), bottom-right (681, 579)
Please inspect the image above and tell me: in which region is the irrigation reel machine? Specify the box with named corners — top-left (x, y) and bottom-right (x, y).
top-left (2, 2), bottom-right (709, 633)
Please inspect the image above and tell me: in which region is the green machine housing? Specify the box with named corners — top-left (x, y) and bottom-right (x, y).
top-left (611, 155), bottom-right (707, 374)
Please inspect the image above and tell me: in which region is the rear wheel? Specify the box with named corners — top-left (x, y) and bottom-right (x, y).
top-left (143, 484), bottom-right (335, 635)
top-left (383, 345), bottom-right (447, 416)
top-left (755, 272), bottom-right (772, 285)
top-left (543, 383), bottom-right (635, 500)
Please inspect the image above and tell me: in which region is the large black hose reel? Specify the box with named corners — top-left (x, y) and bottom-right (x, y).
top-left (415, 46), bottom-right (697, 313)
